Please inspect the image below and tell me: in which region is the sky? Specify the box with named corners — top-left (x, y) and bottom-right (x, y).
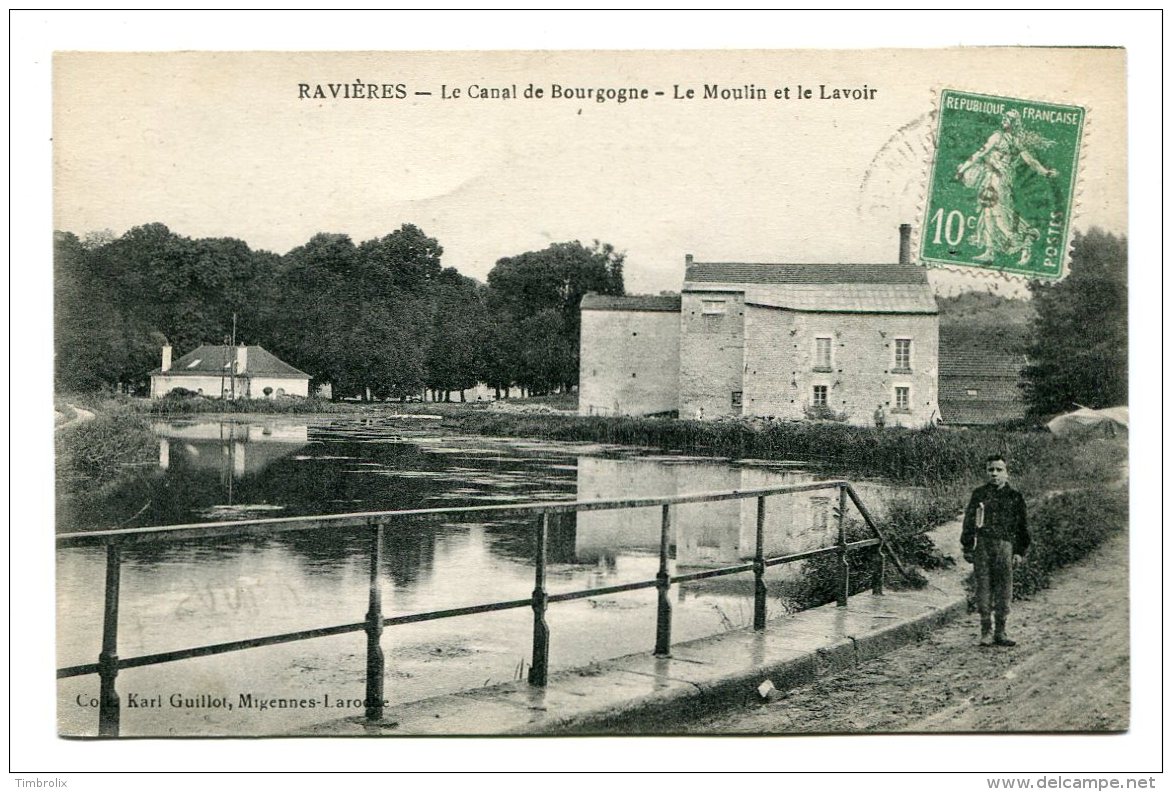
top-left (53, 48), bottom-right (1127, 297)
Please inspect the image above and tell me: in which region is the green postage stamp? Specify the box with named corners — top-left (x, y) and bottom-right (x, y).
top-left (921, 89), bottom-right (1085, 279)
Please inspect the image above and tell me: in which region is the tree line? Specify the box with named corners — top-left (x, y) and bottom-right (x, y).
top-left (55, 221), bottom-right (1126, 417)
top-left (54, 223), bottom-right (625, 400)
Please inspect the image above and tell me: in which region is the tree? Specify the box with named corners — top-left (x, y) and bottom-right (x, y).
top-left (485, 240), bottom-right (624, 392)
top-left (478, 314), bottom-right (522, 398)
top-left (55, 223), bottom-right (287, 393)
top-left (425, 269), bottom-right (487, 400)
top-left (54, 231), bottom-right (166, 392)
top-left (266, 225), bottom-right (446, 400)
top-left (268, 232), bottom-right (358, 389)
top-left (1021, 229), bottom-right (1127, 416)
top-left (357, 223), bottom-right (443, 295)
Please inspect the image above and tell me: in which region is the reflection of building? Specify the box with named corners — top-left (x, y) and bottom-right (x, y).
top-left (150, 344), bottom-right (310, 399)
top-left (573, 457), bottom-right (843, 568)
top-left (155, 421), bottom-right (309, 480)
top-left (579, 226), bottom-right (941, 427)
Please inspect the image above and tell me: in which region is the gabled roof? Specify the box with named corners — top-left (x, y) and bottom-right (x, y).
top-left (683, 261), bottom-right (936, 314)
top-left (938, 326), bottom-right (1028, 378)
top-left (152, 345), bottom-right (309, 379)
top-left (686, 261), bottom-right (929, 285)
top-left (580, 293), bottom-right (682, 312)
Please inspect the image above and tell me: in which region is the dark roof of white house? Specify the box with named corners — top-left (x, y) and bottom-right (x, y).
top-left (151, 345), bottom-right (309, 378)
top-left (581, 293), bottom-right (682, 312)
top-left (683, 260), bottom-right (936, 315)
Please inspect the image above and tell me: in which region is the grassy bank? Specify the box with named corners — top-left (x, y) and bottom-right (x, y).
top-left (147, 394), bottom-right (357, 416)
top-left (443, 411), bottom-right (1121, 490)
top-left (55, 402), bottom-right (155, 490)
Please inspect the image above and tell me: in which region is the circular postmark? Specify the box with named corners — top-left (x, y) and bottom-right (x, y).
top-left (856, 112), bottom-right (934, 230)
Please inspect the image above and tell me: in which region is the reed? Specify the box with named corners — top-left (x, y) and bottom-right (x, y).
top-left (445, 412), bottom-right (1124, 490)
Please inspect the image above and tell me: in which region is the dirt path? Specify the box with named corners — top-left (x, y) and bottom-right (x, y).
top-left (674, 530), bottom-right (1130, 733)
top-left (55, 403), bottom-right (96, 431)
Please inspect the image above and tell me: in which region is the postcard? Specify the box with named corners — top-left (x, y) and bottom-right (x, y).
top-left (50, 47), bottom-right (1130, 744)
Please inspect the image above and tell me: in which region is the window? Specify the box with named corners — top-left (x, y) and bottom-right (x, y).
top-left (813, 385), bottom-right (828, 407)
top-left (702, 300), bottom-right (726, 333)
top-left (814, 337), bottom-right (832, 371)
top-left (894, 338), bottom-right (912, 371)
top-left (894, 386), bottom-right (910, 412)
top-left (731, 391), bottom-right (743, 408)
top-left (966, 388), bottom-right (979, 396)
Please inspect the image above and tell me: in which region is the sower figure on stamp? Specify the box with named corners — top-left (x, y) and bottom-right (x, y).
top-left (955, 109), bottom-right (1058, 266)
top-left (961, 454), bottom-right (1030, 647)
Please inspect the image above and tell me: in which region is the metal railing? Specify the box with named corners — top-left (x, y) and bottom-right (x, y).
top-left (56, 479), bottom-right (909, 737)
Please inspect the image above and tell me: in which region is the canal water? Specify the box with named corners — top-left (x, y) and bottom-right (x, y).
top-left (56, 416), bottom-right (899, 736)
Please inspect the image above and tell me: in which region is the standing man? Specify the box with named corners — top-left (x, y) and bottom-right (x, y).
top-left (961, 454), bottom-right (1030, 647)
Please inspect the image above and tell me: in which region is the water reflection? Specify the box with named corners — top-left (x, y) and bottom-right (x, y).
top-left (57, 418), bottom-right (901, 736)
top-left (574, 457), bottom-right (842, 569)
top-left (156, 420), bottom-right (309, 521)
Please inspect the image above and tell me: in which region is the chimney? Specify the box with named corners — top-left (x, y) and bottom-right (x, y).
top-left (685, 253), bottom-right (694, 266)
top-left (898, 223), bottom-right (912, 265)
top-left (161, 344), bottom-right (172, 372)
top-left (236, 345), bottom-right (248, 374)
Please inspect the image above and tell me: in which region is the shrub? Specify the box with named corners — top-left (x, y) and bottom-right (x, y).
top-left (1011, 489), bottom-right (1128, 599)
top-left (55, 406), bottom-right (155, 488)
top-left (883, 491), bottom-right (963, 572)
top-left (147, 396), bottom-right (346, 415)
top-left (803, 404), bottom-right (850, 422)
top-left (783, 518), bottom-right (885, 611)
top-left (785, 499), bottom-right (950, 612)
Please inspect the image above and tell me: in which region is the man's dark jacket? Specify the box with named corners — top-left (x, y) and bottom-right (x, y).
top-left (961, 482), bottom-right (1030, 557)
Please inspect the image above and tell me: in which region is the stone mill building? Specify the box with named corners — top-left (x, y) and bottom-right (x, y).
top-left (579, 225), bottom-right (940, 427)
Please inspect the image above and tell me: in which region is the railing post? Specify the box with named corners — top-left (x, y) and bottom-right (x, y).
top-left (98, 543), bottom-right (121, 737)
top-left (655, 504), bottom-right (673, 655)
top-left (872, 547), bottom-right (886, 595)
top-left (753, 496), bottom-right (767, 631)
top-left (364, 519), bottom-right (385, 721)
top-left (836, 484), bottom-right (850, 608)
top-left (528, 513), bottom-right (550, 686)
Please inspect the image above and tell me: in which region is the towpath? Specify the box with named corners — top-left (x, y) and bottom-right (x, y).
top-left (54, 402), bottom-right (95, 431)
top-left (664, 529), bottom-right (1130, 733)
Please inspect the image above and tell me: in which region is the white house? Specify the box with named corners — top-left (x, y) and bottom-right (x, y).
top-left (149, 344), bottom-right (310, 399)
